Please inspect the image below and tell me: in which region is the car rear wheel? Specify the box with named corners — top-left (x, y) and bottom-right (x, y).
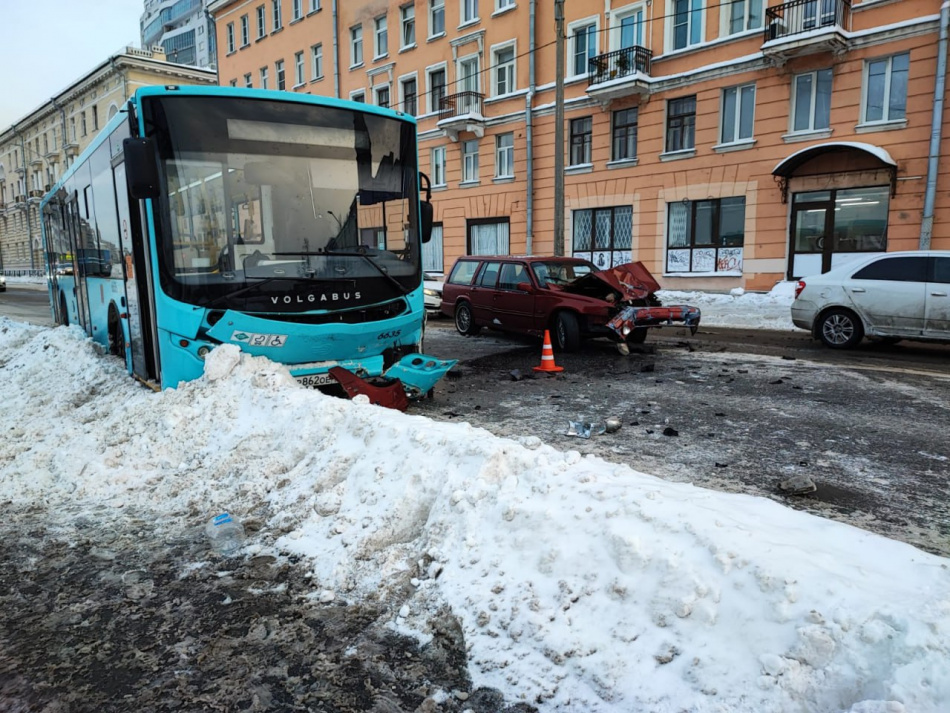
top-left (817, 308), bottom-right (864, 349)
top-left (553, 311), bottom-right (581, 352)
top-left (454, 301), bottom-right (481, 336)
top-left (627, 327), bottom-right (648, 344)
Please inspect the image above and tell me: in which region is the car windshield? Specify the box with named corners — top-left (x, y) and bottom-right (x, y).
top-left (531, 260), bottom-right (594, 287)
top-left (144, 95), bottom-right (420, 307)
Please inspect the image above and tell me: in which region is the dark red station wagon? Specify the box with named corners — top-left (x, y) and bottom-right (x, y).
top-left (440, 255), bottom-right (701, 351)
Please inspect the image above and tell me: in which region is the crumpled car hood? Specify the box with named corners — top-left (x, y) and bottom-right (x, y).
top-left (561, 261), bottom-right (661, 301)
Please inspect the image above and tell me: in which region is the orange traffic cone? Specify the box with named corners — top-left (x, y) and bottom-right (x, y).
top-left (533, 330), bottom-right (564, 373)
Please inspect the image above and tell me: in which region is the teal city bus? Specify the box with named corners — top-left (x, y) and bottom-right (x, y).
top-left (41, 85), bottom-right (452, 404)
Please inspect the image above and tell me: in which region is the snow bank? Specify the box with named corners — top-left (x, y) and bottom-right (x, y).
top-left (0, 317), bottom-right (947, 712)
top-left (660, 281), bottom-right (797, 331)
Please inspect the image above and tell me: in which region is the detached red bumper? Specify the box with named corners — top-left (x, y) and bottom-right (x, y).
top-left (607, 305), bottom-right (701, 337)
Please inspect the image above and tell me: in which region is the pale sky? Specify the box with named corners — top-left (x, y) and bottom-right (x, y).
top-left (0, 0), bottom-right (145, 129)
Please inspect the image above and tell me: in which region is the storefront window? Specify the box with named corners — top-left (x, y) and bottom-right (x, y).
top-left (833, 187), bottom-right (888, 252)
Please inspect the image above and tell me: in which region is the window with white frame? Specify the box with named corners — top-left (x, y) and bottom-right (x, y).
top-left (260, 66), bottom-right (269, 89)
top-left (256, 5), bottom-right (266, 37)
top-left (428, 66), bottom-right (447, 113)
top-left (401, 76), bottom-right (418, 115)
top-left (375, 84), bottom-right (391, 108)
top-left (462, 139), bottom-right (479, 182)
top-left (496, 0), bottom-right (515, 11)
top-left (495, 133), bottom-right (514, 178)
top-left (569, 20), bottom-right (597, 77)
top-left (720, 83), bottom-right (755, 144)
top-left (667, 197), bottom-right (746, 273)
top-left (493, 44), bottom-right (515, 96)
top-left (458, 55), bottom-right (480, 96)
top-left (791, 68), bottom-right (831, 133)
top-left (612, 108), bottom-right (638, 162)
top-left (374, 15), bottom-right (388, 58)
top-left (570, 117), bottom-right (592, 166)
top-left (226, 23), bottom-right (235, 52)
top-left (462, 0), bottom-right (479, 24)
top-left (276, 59), bottom-right (286, 90)
top-left (468, 219), bottom-right (509, 254)
top-left (430, 0), bottom-right (445, 36)
top-left (614, 6), bottom-right (645, 48)
top-left (244, 73), bottom-right (252, 88)
top-left (431, 146), bottom-right (447, 186)
top-left (351, 90), bottom-right (366, 102)
top-left (351, 25), bottom-right (363, 66)
top-left (863, 52), bottom-right (909, 124)
top-left (423, 223), bottom-right (444, 272)
top-left (401, 5), bottom-right (415, 47)
top-left (727, 0), bottom-right (762, 35)
top-left (272, 0), bottom-right (282, 30)
top-left (672, 0), bottom-right (703, 50)
top-left (241, 15), bottom-right (249, 46)
top-left (310, 0), bottom-right (320, 11)
top-left (311, 43), bottom-right (323, 80)
top-left (293, 0), bottom-right (302, 21)
top-left (294, 51), bottom-right (305, 85)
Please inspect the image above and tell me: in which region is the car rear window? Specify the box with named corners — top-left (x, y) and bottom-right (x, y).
top-left (479, 262), bottom-right (502, 287)
top-left (851, 256), bottom-right (928, 282)
top-left (447, 260), bottom-right (480, 285)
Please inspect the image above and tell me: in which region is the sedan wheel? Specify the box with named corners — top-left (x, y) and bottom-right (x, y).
top-left (454, 302), bottom-right (481, 336)
top-left (818, 309), bottom-right (864, 349)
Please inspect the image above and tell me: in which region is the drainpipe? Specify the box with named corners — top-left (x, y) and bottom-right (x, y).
top-left (332, 0), bottom-right (341, 99)
top-left (920, 1), bottom-right (949, 250)
top-left (525, 0), bottom-right (536, 254)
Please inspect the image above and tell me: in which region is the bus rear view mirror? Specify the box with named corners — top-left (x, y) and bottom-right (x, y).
top-left (420, 200), bottom-right (433, 244)
top-left (124, 138), bottom-right (160, 199)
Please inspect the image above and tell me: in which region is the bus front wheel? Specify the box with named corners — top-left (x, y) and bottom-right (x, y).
top-left (108, 307), bottom-right (124, 358)
top-left (59, 293), bottom-right (69, 326)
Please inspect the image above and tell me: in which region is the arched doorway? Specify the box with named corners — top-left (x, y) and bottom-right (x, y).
top-left (773, 142), bottom-right (897, 279)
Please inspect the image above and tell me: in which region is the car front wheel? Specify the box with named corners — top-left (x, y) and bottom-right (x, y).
top-left (454, 302), bottom-right (481, 336)
top-left (553, 311), bottom-right (581, 352)
top-left (817, 308), bottom-right (864, 349)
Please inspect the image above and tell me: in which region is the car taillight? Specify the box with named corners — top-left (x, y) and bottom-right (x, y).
top-left (794, 280), bottom-right (806, 299)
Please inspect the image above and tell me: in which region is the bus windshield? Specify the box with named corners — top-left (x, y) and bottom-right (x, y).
top-left (144, 95), bottom-right (421, 309)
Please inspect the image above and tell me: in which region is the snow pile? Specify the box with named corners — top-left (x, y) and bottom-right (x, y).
top-left (660, 281), bottom-right (797, 331)
top-left (1, 317), bottom-right (948, 712)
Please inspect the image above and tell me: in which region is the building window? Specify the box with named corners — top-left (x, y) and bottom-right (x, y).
top-left (458, 55), bottom-right (480, 97)
top-left (244, 72), bottom-right (253, 87)
top-left (294, 51), bottom-right (305, 85)
top-left (431, 146), bottom-right (447, 186)
top-left (572, 206), bottom-right (634, 268)
top-left (311, 43), bottom-right (323, 80)
top-left (257, 5), bottom-right (266, 37)
top-left (673, 0), bottom-right (703, 50)
top-left (462, 0), bottom-right (479, 24)
top-left (91, 106), bottom-right (98, 131)
top-left (863, 53), bottom-right (909, 124)
top-left (666, 96), bottom-right (696, 152)
top-left (375, 84), bottom-right (390, 108)
top-left (374, 15), bottom-right (388, 58)
top-left (497, 0), bottom-right (515, 10)
top-left (401, 5), bottom-right (415, 47)
top-left (493, 44), bottom-right (515, 96)
top-left (667, 197), bottom-right (746, 273)
top-left (462, 139), bottom-right (479, 182)
top-left (428, 66), bottom-right (447, 113)
top-left (226, 22), bottom-right (235, 52)
top-left (293, 0), bottom-right (302, 21)
top-left (351, 90), bottom-right (366, 102)
top-left (429, 0), bottom-right (445, 36)
top-left (570, 21), bottom-right (596, 77)
top-left (229, 79), bottom-right (238, 87)
top-left (569, 117), bottom-right (592, 166)
top-left (792, 69), bottom-right (832, 133)
top-left (241, 15), bottom-right (249, 46)
top-left (310, 0), bottom-right (320, 12)
top-left (276, 59), bottom-right (286, 90)
top-left (81, 111), bottom-right (87, 136)
top-left (401, 77), bottom-right (418, 115)
top-left (351, 25), bottom-right (363, 66)
top-left (423, 223), bottom-right (444, 272)
top-left (612, 108), bottom-right (638, 162)
top-left (495, 132), bottom-right (514, 178)
top-left (272, 0), bottom-right (282, 30)
top-left (721, 83), bottom-right (755, 144)
top-left (728, 0), bottom-right (762, 34)
top-left (468, 218), bottom-right (510, 254)
top-left (260, 66), bottom-right (269, 89)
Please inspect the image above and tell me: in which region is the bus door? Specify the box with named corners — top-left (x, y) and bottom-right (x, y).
top-left (65, 194), bottom-right (92, 333)
top-left (113, 161), bottom-right (159, 384)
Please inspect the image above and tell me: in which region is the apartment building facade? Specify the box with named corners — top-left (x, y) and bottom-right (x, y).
top-left (209, 0), bottom-right (949, 291)
top-left (141, 0), bottom-right (218, 68)
top-left (0, 47), bottom-right (216, 272)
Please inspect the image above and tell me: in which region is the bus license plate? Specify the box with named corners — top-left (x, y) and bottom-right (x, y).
top-left (295, 373), bottom-right (335, 388)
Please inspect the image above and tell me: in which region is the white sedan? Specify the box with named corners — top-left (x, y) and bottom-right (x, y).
top-left (423, 272), bottom-right (444, 315)
top-left (791, 250), bottom-right (950, 348)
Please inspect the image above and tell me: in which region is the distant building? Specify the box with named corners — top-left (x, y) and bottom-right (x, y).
top-left (0, 46), bottom-right (216, 272)
top-left (141, 0), bottom-right (217, 69)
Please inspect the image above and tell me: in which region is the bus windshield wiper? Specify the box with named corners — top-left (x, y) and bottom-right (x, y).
top-left (273, 248), bottom-right (411, 296)
top-left (202, 276), bottom-right (289, 309)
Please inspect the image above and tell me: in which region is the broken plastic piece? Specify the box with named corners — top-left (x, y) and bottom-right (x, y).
top-left (328, 367), bottom-right (410, 411)
top-left (566, 420), bottom-right (607, 439)
top-left (382, 353), bottom-right (459, 399)
top-left (607, 305), bottom-right (702, 339)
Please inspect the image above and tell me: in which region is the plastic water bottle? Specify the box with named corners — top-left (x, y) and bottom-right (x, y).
top-left (206, 512), bottom-right (245, 555)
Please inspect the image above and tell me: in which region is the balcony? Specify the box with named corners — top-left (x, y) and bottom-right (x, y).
top-left (30, 157), bottom-right (43, 168)
top-left (436, 92), bottom-right (486, 142)
top-left (28, 189), bottom-right (44, 203)
top-left (64, 141), bottom-right (80, 157)
top-left (587, 46), bottom-right (653, 102)
top-left (763, 0), bottom-right (852, 62)
top-left (44, 149), bottom-right (61, 162)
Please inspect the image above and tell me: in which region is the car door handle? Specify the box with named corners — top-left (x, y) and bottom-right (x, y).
top-left (850, 287), bottom-right (866, 293)
top-left (931, 291), bottom-right (948, 297)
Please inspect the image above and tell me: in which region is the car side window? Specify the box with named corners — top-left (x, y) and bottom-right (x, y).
top-left (479, 261), bottom-right (501, 287)
top-left (448, 260), bottom-right (480, 285)
top-left (851, 257), bottom-right (928, 282)
top-left (497, 263), bottom-right (526, 290)
top-left (933, 257), bottom-right (950, 284)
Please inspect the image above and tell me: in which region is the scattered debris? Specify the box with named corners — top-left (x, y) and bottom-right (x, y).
top-left (509, 369), bottom-right (523, 381)
top-left (782, 355), bottom-right (797, 361)
top-left (714, 412), bottom-right (726, 417)
top-left (629, 420), bottom-right (640, 426)
top-left (566, 420), bottom-right (607, 439)
top-left (714, 462), bottom-right (728, 468)
top-left (662, 426), bottom-right (679, 437)
top-left (641, 362), bottom-right (656, 373)
top-left (769, 378), bottom-right (784, 385)
top-left (779, 474), bottom-right (818, 495)
top-left (604, 417), bottom-right (622, 434)
top-left (446, 367), bottom-right (464, 380)
top-left (616, 342), bottom-right (631, 356)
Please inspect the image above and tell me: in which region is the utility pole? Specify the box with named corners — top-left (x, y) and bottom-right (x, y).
top-left (553, 0), bottom-right (565, 256)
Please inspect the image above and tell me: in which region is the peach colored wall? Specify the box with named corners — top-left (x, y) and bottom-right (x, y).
top-left (212, 0), bottom-right (950, 291)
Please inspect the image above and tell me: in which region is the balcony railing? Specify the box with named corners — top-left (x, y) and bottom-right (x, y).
top-left (438, 91), bottom-right (484, 121)
top-left (588, 46), bottom-right (653, 87)
top-left (765, 0), bottom-right (851, 42)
